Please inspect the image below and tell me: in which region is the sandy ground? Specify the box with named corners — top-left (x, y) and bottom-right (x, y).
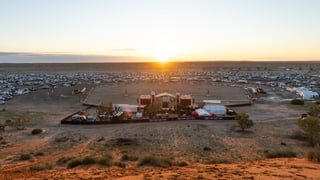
top-left (1, 158), bottom-right (320, 180)
top-left (0, 81), bottom-right (318, 179)
top-left (85, 81), bottom-right (249, 105)
top-left (3, 85), bottom-right (88, 113)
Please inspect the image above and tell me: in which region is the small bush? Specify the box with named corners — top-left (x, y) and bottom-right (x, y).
top-left (103, 153), bottom-right (113, 160)
top-left (121, 154), bottom-right (129, 160)
top-left (67, 159), bottom-right (82, 168)
top-left (138, 155), bottom-right (172, 168)
top-left (235, 112), bottom-right (254, 132)
top-left (20, 154), bottom-right (31, 161)
top-left (82, 156), bottom-right (96, 165)
top-left (205, 158), bottom-right (230, 164)
top-left (291, 99), bottom-right (304, 105)
top-left (265, 150), bottom-right (297, 158)
top-left (35, 151), bottom-right (45, 156)
top-left (308, 104), bottom-right (320, 117)
top-left (316, 101), bottom-right (320, 105)
top-left (174, 161), bottom-right (188, 167)
top-left (29, 165), bottom-right (45, 171)
top-left (121, 154), bottom-right (138, 161)
top-left (98, 157), bottom-right (112, 166)
top-left (307, 145), bottom-right (320, 162)
top-left (32, 128), bottom-right (43, 135)
top-left (56, 156), bottom-right (75, 165)
top-left (105, 138), bottom-right (139, 147)
top-left (54, 136), bottom-right (69, 143)
top-left (30, 163), bottom-right (53, 171)
top-left (298, 116), bottom-right (320, 146)
top-left (113, 161), bottom-right (126, 168)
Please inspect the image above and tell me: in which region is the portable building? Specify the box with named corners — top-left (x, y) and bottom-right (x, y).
top-left (138, 95), bottom-right (152, 105)
top-left (203, 100), bottom-right (222, 104)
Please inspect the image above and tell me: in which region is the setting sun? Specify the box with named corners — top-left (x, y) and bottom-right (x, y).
top-left (154, 50), bottom-right (171, 63)
top-left (157, 54), bottom-right (169, 63)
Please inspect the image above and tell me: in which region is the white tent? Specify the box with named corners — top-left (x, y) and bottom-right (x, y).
top-left (299, 91), bottom-right (319, 100)
top-left (294, 87), bottom-right (319, 100)
top-left (203, 105), bottom-right (226, 115)
top-left (195, 108), bottom-right (211, 116)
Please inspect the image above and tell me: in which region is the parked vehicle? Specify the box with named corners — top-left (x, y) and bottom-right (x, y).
top-left (71, 114), bottom-right (87, 121)
top-left (226, 108), bottom-right (237, 115)
top-left (87, 115), bottom-right (95, 121)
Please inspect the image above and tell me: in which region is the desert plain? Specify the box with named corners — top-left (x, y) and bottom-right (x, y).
top-left (0, 62), bottom-right (320, 179)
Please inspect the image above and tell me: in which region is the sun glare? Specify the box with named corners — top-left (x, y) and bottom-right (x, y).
top-left (154, 50), bottom-right (171, 63)
top-left (142, 46), bottom-right (172, 63)
top-left (157, 54), bottom-right (169, 63)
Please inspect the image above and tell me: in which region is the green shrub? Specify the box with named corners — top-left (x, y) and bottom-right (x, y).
top-left (20, 154), bottom-right (31, 161)
top-left (298, 116), bottom-right (320, 146)
top-left (138, 155), bottom-right (172, 168)
top-left (98, 157), bottom-right (112, 166)
top-left (307, 145), bottom-right (320, 162)
top-left (32, 128), bottom-right (42, 135)
top-left (82, 156), bottom-right (96, 165)
top-left (121, 154), bottom-right (129, 160)
top-left (113, 161), bottom-right (126, 168)
top-left (291, 99), bottom-right (304, 105)
top-left (174, 161), bottom-right (188, 167)
top-left (315, 101), bottom-right (320, 105)
top-left (235, 112), bottom-right (254, 132)
top-left (56, 156), bottom-right (75, 165)
top-left (265, 150), bottom-right (297, 158)
top-left (30, 163), bottom-right (53, 171)
top-left (121, 154), bottom-right (138, 161)
top-left (35, 151), bottom-right (45, 156)
top-left (308, 104), bottom-right (320, 117)
top-left (204, 158), bottom-right (230, 164)
top-left (67, 159), bottom-right (82, 168)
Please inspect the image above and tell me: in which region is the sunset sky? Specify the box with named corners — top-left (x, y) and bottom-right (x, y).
top-left (0, 0), bottom-right (320, 62)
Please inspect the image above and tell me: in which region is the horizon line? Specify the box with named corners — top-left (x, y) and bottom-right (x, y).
top-left (0, 51), bottom-right (319, 63)
top-left (1, 60), bottom-right (320, 64)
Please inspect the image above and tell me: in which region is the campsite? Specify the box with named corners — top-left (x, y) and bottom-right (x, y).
top-left (0, 62), bottom-right (319, 179)
top-left (2, 0), bottom-right (320, 178)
